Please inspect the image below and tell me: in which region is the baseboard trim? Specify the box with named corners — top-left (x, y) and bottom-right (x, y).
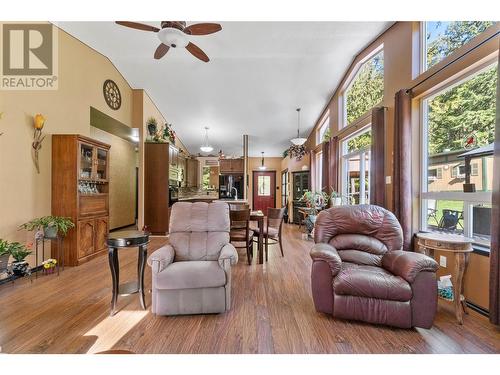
top-left (110, 223), bottom-right (137, 232)
top-left (465, 300), bottom-right (489, 317)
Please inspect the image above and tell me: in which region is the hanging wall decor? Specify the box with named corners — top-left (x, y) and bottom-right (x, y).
top-left (32, 114), bottom-right (46, 174)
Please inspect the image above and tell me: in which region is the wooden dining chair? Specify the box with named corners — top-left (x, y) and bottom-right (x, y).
top-left (253, 207), bottom-right (286, 261)
top-left (229, 208), bottom-right (253, 265)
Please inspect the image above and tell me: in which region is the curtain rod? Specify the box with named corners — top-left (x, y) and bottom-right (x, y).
top-left (407, 30), bottom-right (499, 93)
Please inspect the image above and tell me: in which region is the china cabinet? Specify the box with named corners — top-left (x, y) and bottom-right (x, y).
top-left (52, 135), bottom-right (110, 266)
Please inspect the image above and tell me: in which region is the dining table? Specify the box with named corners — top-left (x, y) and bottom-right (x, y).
top-left (250, 210), bottom-right (265, 264)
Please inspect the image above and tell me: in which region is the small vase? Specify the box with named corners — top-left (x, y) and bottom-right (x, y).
top-left (44, 225), bottom-right (58, 239)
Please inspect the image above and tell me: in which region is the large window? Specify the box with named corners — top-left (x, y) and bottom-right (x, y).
top-left (315, 151), bottom-right (323, 192)
top-left (344, 49), bottom-right (384, 126)
top-left (421, 62), bottom-right (497, 247)
top-left (341, 128), bottom-right (371, 204)
top-left (423, 21), bottom-right (494, 71)
top-left (316, 112), bottom-right (330, 145)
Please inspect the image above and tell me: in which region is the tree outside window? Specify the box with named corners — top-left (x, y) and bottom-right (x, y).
top-left (345, 50), bottom-right (384, 126)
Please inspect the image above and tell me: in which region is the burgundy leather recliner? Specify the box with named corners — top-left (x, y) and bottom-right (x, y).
top-left (310, 205), bottom-right (439, 329)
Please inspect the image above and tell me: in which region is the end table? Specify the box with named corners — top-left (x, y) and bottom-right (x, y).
top-left (107, 230), bottom-right (149, 316)
top-left (415, 232), bottom-right (473, 324)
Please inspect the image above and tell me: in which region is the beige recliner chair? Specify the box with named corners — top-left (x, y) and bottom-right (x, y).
top-left (147, 202), bottom-right (238, 315)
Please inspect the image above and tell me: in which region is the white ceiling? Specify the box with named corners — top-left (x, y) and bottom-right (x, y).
top-left (56, 21), bottom-right (392, 157)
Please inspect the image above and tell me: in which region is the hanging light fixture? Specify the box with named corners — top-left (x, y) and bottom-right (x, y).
top-left (259, 151), bottom-right (267, 170)
top-left (200, 126), bottom-right (213, 153)
top-left (290, 108), bottom-right (307, 146)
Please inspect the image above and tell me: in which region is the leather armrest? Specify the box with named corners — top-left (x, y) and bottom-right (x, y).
top-left (310, 243), bottom-right (342, 276)
top-left (382, 250), bottom-right (438, 283)
top-left (147, 244), bottom-right (175, 273)
top-left (218, 243), bottom-right (238, 267)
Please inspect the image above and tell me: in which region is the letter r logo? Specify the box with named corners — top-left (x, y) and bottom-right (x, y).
top-left (2, 24), bottom-right (53, 75)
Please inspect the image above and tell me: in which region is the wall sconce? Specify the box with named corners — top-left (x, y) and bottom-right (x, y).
top-left (32, 114), bottom-right (46, 174)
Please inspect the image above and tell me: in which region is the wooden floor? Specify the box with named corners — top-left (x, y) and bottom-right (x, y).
top-left (1, 224), bottom-right (499, 354)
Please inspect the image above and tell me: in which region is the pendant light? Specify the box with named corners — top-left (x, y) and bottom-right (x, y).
top-left (200, 126), bottom-right (213, 153)
top-left (259, 151), bottom-right (267, 170)
top-left (290, 108), bottom-right (307, 146)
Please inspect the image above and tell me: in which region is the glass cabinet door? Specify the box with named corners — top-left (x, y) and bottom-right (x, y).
top-left (79, 143), bottom-right (94, 179)
top-left (96, 148), bottom-right (108, 181)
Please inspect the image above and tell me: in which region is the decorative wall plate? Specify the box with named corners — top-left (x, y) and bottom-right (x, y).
top-left (103, 79), bottom-right (121, 110)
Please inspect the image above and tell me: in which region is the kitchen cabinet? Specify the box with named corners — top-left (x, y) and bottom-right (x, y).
top-left (186, 158), bottom-right (200, 188)
top-left (220, 158), bottom-right (244, 174)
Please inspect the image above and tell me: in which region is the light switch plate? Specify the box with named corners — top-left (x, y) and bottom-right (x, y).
top-left (385, 176), bottom-right (391, 184)
top-left (439, 255), bottom-right (447, 268)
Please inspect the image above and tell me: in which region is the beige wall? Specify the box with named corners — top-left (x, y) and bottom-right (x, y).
top-left (0, 25), bottom-right (134, 265)
top-left (90, 127), bottom-right (137, 229)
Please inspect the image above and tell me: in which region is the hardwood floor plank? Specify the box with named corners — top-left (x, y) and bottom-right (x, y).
top-left (0, 224), bottom-right (499, 354)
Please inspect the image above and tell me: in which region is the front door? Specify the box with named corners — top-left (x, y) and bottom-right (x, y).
top-left (252, 171), bottom-right (276, 213)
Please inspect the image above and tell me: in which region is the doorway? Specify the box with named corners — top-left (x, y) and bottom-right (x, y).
top-left (252, 171), bottom-right (276, 212)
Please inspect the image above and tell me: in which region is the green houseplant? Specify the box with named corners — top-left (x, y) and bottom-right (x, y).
top-left (20, 216), bottom-right (75, 239)
top-left (0, 239), bottom-right (10, 276)
top-left (299, 190), bottom-right (330, 234)
top-left (8, 242), bottom-right (32, 276)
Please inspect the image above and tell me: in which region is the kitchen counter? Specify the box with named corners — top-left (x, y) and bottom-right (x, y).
top-left (178, 197), bottom-right (248, 204)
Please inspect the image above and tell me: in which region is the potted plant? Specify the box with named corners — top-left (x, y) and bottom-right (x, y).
top-left (0, 239), bottom-right (10, 276)
top-left (9, 242), bottom-right (32, 276)
top-left (146, 117), bottom-right (158, 141)
top-left (299, 191), bottom-right (329, 234)
top-left (330, 190), bottom-right (343, 206)
top-left (20, 216), bottom-right (75, 239)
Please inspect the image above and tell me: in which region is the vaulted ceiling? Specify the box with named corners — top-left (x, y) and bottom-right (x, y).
top-left (56, 22), bottom-right (392, 156)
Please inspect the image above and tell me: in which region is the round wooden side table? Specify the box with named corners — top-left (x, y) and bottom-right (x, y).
top-left (107, 230), bottom-right (149, 316)
top-left (415, 232), bottom-right (473, 324)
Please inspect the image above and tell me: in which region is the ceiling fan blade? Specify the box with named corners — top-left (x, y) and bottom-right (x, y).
top-left (184, 23), bottom-right (222, 35)
top-left (154, 43), bottom-right (170, 59)
top-left (185, 42), bottom-right (210, 62)
top-left (115, 21), bottom-right (159, 33)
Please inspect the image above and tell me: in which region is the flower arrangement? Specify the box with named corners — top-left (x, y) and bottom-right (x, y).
top-left (147, 119), bottom-right (176, 144)
top-left (42, 258), bottom-right (58, 274)
top-left (288, 144), bottom-right (306, 161)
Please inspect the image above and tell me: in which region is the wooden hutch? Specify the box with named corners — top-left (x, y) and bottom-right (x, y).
top-left (52, 135), bottom-right (110, 266)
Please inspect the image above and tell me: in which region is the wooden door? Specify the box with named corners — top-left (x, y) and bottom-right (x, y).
top-left (77, 219), bottom-right (95, 259)
top-left (252, 171), bottom-right (276, 212)
top-left (94, 216), bottom-right (109, 253)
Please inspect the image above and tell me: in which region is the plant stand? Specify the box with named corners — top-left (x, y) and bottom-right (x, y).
top-left (34, 235), bottom-right (64, 278)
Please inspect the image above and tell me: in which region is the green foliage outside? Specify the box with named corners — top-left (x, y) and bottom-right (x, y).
top-left (426, 21), bottom-right (493, 69)
top-left (202, 167), bottom-right (210, 190)
top-left (345, 51), bottom-right (384, 125)
top-left (426, 21), bottom-right (496, 155)
top-left (427, 65), bottom-right (497, 154)
top-left (347, 130), bottom-right (372, 153)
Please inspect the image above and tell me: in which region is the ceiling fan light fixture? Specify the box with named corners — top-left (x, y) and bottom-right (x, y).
top-left (158, 27), bottom-right (188, 48)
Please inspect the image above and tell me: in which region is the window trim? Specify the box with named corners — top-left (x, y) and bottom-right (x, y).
top-left (340, 44), bottom-right (384, 130)
top-left (340, 125), bottom-right (372, 205)
top-left (316, 111), bottom-right (330, 146)
top-left (419, 61), bottom-right (496, 245)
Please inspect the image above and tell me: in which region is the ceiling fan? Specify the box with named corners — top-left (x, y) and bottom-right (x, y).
top-left (115, 21), bottom-right (222, 62)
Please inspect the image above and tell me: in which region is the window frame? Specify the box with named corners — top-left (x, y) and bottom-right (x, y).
top-left (420, 21), bottom-right (496, 74)
top-left (316, 111), bottom-right (330, 145)
top-left (340, 125), bottom-right (372, 205)
top-left (419, 60), bottom-right (496, 246)
top-left (340, 44), bottom-right (384, 129)
top-left (315, 150), bottom-right (323, 192)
